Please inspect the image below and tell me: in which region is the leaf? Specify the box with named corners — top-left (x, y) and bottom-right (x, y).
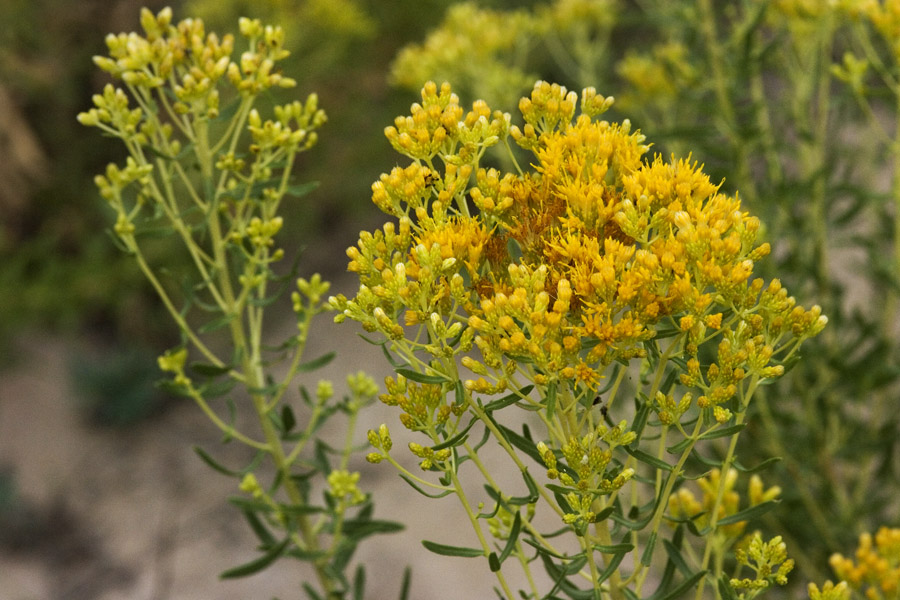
top-left (666, 437), bottom-right (694, 454)
top-left (193, 445), bottom-right (240, 477)
top-left (489, 551), bottom-right (501, 572)
top-left (512, 469), bottom-right (540, 505)
top-left (592, 543), bottom-right (634, 554)
top-left (496, 424), bottom-right (544, 466)
top-left (625, 446), bottom-right (673, 471)
top-left (483, 385), bottom-right (534, 412)
top-left (198, 314), bottom-right (234, 334)
top-left (718, 575), bottom-right (740, 600)
top-left (699, 424), bottom-right (746, 440)
top-left (545, 381), bottom-right (558, 421)
top-left (733, 456), bottom-right (782, 473)
top-left (297, 351), bottom-right (336, 373)
top-left (631, 402), bottom-right (651, 441)
top-left (302, 583), bottom-right (325, 600)
top-left (189, 361), bottom-right (232, 377)
top-left (342, 519), bottom-right (405, 540)
top-left (398, 473), bottom-right (453, 499)
top-left (285, 181), bottom-right (319, 198)
top-left (641, 531), bottom-right (658, 566)
top-left (398, 567), bottom-right (412, 600)
top-left (219, 536), bottom-right (291, 578)
top-left (281, 404), bottom-right (296, 434)
top-left (353, 565), bottom-right (366, 600)
top-left (494, 511), bottom-right (521, 569)
top-left (716, 500), bottom-right (779, 526)
top-left (432, 418), bottom-right (478, 451)
top-left (596, 547), bottom-right (628, 585)
top-left (242, 509), bottom-right (276, 546)
top-left (421, 540), bottom-right (484, 557)
top-left (661, 538), bottom-right (693, 578)
top-left (394, 367), bottom-right (448, 384)
top-left (658, 570), bottom-right (707, 600)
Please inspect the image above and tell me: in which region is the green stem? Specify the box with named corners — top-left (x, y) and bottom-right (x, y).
top-left (447, 467), bottom-right (516, 599)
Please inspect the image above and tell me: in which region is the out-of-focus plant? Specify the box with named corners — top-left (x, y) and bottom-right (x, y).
top-left (809, 526), bottom-right (900, 600)
top-left (184, 0), bottom-right (375, 81)
top-left (390, 1), bottom-right (900, 591)
top-left (78, 8), bottom-right (403, 597)
top-left (331, 80), bottom-right (826, 598)
top-left (390, 0), bottom-right (617, 109)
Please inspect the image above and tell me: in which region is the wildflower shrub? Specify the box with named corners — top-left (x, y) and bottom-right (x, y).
top-left (391, 1), bottom-right (900, 591)
top-left (78, 9), bottom-right (402, 597)
top-left (332, 80), bottom-right (826, 597)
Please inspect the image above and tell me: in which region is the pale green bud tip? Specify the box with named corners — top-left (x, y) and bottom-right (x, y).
top-left (158, 348), bottom-right (187, 373)
top-left (347, 371), bottom-right (378, 397)
top-left (239, 473), bottom-right (261, 496)
top-left (316, 379), bottom-right (334, 401)
top-left (808, 581), bottom-right (849, 600)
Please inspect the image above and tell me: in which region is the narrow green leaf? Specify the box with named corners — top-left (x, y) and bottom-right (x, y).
top-left (297, 351), bottom-right (336, 373)
top-left (189, 361), bottom-right (232, 377)
top-left (592, 543), bottom-right (634, 554)
top-left (625, 447), bottom-right (673, 471)
top-left (285, 181), bottom-right (319, 198)
top-left (496, 424), bottom-right (544, 466)
top-left (545, 381), bottom-right (558, 421)
top-left (398, 567), bottom-right (412, 600)
top-left (398, 473), bottom-right (453, 499)
top-left (193, 445), bottom-right (240, 477)
top-left (718, 575), bottom-right (739, 600)
top-left (302, 582), bottom-right (325, 600)
top-left (733, 456), bottom-right (782, 473)
top-left (483, 385), bottom-right (534, 412)
top-left (242, 509), bottom-right (276, 546)
top-left (662, 538), bottom-right (693, 578)
top-left (198, 314), bottom-right (234, 334)
top-left (421, 540), bottom-right (484, 557)
top-left (489, 551), bottom-right (501, 572)
top-left (658, 570), bottom-right (707, 600)
top-left (379, 343), bottom-right (405, 368)
top-left (716, 500), bottom-right (779, 526)
top-left (281, 404), bottom-right (296, 433)
top-left (342, 519), bottom-right (405, 540)
top-left (516, 469), bottom-right (540, 505)
top-left (432, 418), bottom-right (478, 451)
top-left (496, 511), bottom-right (522, 566)
top-left (596, 547), bottom-right (628, 585)
top-left (666, 437), bottom-right (693, 454)
top-left (641, 531), bottom-right (658, 566)
top-left (353, 565), bottom-right (366, 600)
top-left (698, 424), bottom-right (746, 440)
top-left (395, 367), bottom-right (448, 384)
top-left (454, 379), bottom-right (466, 409)
top-left (219, 536), bottom-right (291, 578)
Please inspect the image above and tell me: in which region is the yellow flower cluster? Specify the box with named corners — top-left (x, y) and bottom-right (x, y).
top-left (666, 469), bottom-right (781, 539)
top-left (616, 42), bottom-right (697, 114)
top-left (830, 527), bottom-right (900, 600)
top-left (334, 81), bottom-right (826, 432)
top-left (537, 423), bottom-right (635, 531)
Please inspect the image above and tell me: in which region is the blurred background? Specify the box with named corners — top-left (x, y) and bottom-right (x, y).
top-left (2, 0), bottom-right (899, 598)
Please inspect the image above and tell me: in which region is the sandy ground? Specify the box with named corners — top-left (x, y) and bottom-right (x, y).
top-left (0, 272), bottom-right (556, 600)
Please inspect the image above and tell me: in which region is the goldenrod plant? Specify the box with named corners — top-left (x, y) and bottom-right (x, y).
top-left (393, 1), bottom-right (900, 590)
top-left (331, 80), bottom-right (826, 598)
top-left (78, 8), bottom-right (403, 598)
